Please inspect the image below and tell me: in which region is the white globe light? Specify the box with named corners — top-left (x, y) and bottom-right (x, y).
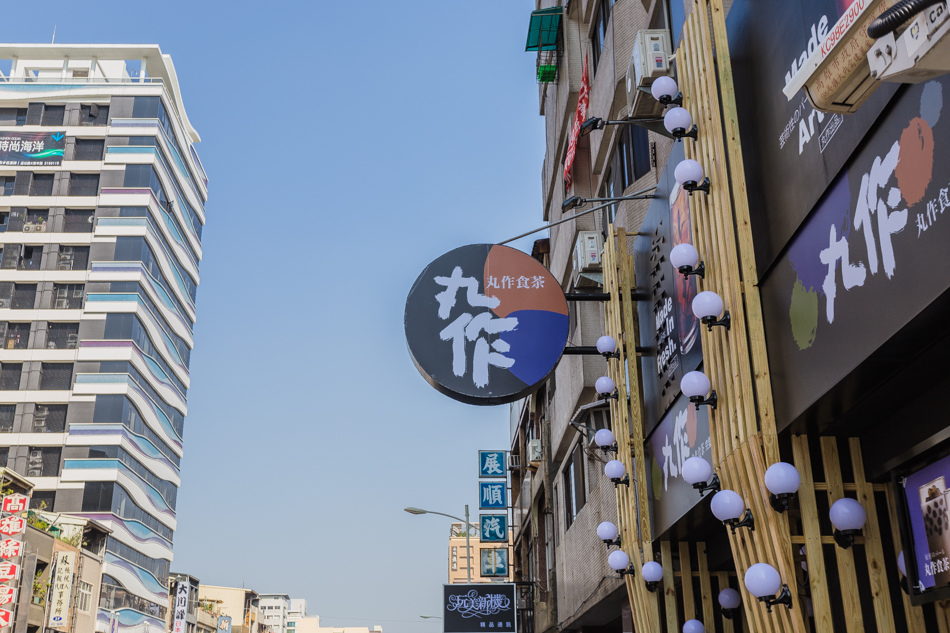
top-left (605, 460), bottom-right (626, 480)
top-left (692, 291), bottom-right (724, 320)
top-left (670, 243), bottom-right (699, 270)
top-left (898, 551), bottom-right (906, 577)
top-left (597, 521), bottom-right (619, 542)
top-left (829, 498), bottom-right (867, 531)
top-left (764, 462), bottom-right (801, 495)
top-left (718, 587), bottom-right (741, 609)
top-left (642, 561), bottom-right (664, 583)
top-left (651, 75), bottom-right (678, 101)
top-left (711, 490), bottom-right (745, 522)
top-left (596, 335), bottom-right (618, 355)
top-left (683, 620), bottom-right (705, 633)
top-left (607, 549), bottom-right (630, 572)
top-left (664, 107), bottom-right (693, 134)
top-left (682, 456), bottom-right (713, 486)
top-left (594, 428), bottom-right (615, 448)
top-left (675, 159), bottom-right (705, 186)
top-left (680, 371), bottom-right (711, 399)
top-left (744, 563), bottom-right (782, 598)
top-left (596, 375), bottom-right (616, 395)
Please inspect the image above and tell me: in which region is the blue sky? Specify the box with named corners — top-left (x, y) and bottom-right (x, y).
top-left (4, 2), bottom-right (546, 632)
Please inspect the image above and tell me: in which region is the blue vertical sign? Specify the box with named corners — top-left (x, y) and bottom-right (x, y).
top-left (479, 450), bottom-right (507, 478)
top-left (480, 514), bottom-right (508, 542)
top-left (479, 482), bottom-right (507, 509)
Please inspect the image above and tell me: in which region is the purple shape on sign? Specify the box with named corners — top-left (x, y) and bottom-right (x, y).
top-left (497, 310), bottom-right (569, 387)
top-left (787, 172), bottom-right (852, 294)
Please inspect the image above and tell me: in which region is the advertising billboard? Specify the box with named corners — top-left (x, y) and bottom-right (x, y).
top-left (0, 131), bottom-right (65, 166)
top-left (443, 584), bottom-right (516, 633)
top-left (902, 453), bottom-right (950, 600)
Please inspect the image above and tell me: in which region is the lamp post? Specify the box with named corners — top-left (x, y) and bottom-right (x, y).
top-left (406, 506), bottom-right (478, 582)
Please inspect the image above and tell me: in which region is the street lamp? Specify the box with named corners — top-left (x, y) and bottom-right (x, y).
top-left (405, 506), bottom-right (478, 582)
top-left (420, 616), bottom-right (443, 620)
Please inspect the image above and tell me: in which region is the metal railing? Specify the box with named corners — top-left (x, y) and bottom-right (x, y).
top-left (0, 76), bottom-right (164, 84)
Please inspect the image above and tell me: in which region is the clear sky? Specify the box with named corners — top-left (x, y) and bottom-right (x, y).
top-left (3, 2), bottom-right (546, 633)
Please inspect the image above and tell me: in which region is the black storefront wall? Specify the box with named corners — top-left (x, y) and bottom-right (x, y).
top-left (727, 0), bottom-right (899, 275)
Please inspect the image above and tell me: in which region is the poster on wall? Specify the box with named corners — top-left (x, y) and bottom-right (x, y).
top-left (904, 454), bottom-right (950, 593)
top-left (759, 75), bottom-right (950, 429)
top-left (0, 131), bottom-right (65, 166)
top-left (726, 0), bottom-right (899, 273)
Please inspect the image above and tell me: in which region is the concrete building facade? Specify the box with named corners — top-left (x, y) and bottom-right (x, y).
top-left (0, 44), bottom-right (207, 633)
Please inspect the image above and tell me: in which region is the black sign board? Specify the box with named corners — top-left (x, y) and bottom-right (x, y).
top-left (0, 131), bottom-right (65, 166)
top-left (405, 244), bottom-right (568, 405)
top-left (759, 75), bottom-right (950, 427)
top-left (443, 584), bottom-right (517, 633)
top-left (634, 142), bottom-right (704, 433)
top-left (727, 0), bottom-right (899, 274)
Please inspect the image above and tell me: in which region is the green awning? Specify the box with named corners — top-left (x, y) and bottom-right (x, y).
top-left (525, 7), bottom-right (562, 52)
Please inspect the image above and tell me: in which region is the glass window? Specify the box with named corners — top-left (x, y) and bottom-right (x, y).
top-left (76, 581), bottom-right (93, 613)
top-left (39, 363), bottom-right (73, 390)
top-left (562, 443), bottom-right (586, 528)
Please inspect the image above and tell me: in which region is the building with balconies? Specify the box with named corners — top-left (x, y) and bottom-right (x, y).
top-left (0, 44), bottom-right (207, 633)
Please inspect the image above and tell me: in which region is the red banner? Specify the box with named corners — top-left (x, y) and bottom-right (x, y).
top-left (563, 56), bottom-right (590, 191)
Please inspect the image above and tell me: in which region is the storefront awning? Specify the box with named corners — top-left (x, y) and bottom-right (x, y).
top-left (525, 7), bottom-right (562, 52)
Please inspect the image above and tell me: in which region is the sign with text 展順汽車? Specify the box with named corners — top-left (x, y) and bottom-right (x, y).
top-left (443, 584), bottom-right (516, 633)
top-left (405, 244), bottom-right (568, 406)
top-left (479, 450), bottom-right (507, 478)
top-left (0, 131), bottom-right (65, 166)
top-left (479, 482), bottom-right (507, 510)
top-left (479, 514), bottom-right (508, 542)
top-left (481, 548), bottom-right (509, 577)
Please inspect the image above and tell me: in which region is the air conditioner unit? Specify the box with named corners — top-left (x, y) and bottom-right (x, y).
top-left (867, 2), bottom-right (950, 83)
top-left (29, 450), bottom-right (43, 463)
top-left (27, 469), bottom-right (41, 478)
top-left (66, 333), bottom-right (79, 349)
top-left (527, 439), bottom-right (543, 463)
top-left (783, 0), bottom-right (896, 113)
top-left (54, 299), bottom-right (69, 309)
top-left (33, 414), bottom-right (47, 432)
top-left (626, 30), bottom-right (671, 119)
top-left (57, 255), bottom-right (74, 271)
top-left (573, 231), bottom-right (603, 273)
top-left (22, 225), bottom-right (35, 234)
top-left (508, 454), bottom-right (522, 470)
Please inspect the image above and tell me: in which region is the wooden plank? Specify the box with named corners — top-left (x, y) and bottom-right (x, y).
top-left (716, 572), bottom-right (735, 633)
top-left (793, 435), bottom-right (834, 633)
top-left (661, 540), bottom-right (679, 633)
top-left (849, 438), bottom-right (895, 633)
top-left (938, 602), bottom-right (950, 633)
top-left (680, 541), bottom-right (696, 619)
top-left (697, 542), bottom-right (715, 628)
top-left (883, 484), bottom-right (928, 632)
top-left (821, 437), bottom-right (865, 633)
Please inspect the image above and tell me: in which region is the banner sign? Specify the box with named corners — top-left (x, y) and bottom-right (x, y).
top-left (443, 584), bottom-right (516, 633)
top-left (645, 394), bottom-right (712, 536)
top-left (479, 482), bottom-right (507, 510)
top-left (0, 586), bottom-right (14, 607)
top-left (634, 143), bottom-right (703, 432)
top-left (0, 541), bottom-right (21, 560)
top-left (481, 549), bottom-right (509, 577)
top-left (47, 551), bottom-right (75, 631)
top-left (903, 454), bottom-right (950, 593)
top-left (479, 515), bottom-right (508, 543)
top-left (405, 244), bottom-right (568, 405)
top-left (218, 616), bottom-right (232, 633)
top-left (0, 131), bottom-right (65, 166)
top-left (479, 451), bottom-right (507, 478)
top-left (563, 56), bottom-right (590, 190)
top-left (172, 581), bottom-right (190, 633)
top-left (727, 0), bottom-right (899, 273)
top-left (759, 75), bottom-right (950, 427)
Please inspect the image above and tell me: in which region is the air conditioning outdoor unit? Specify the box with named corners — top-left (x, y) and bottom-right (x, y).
top-left (527, 439), bottom-right (543, 463)
top-left (626, 29), bottom-right (671, 119)
top-left (27, 469), bottom-right (41, 478)
top-left (33, 414), bottom-right (47, 432)
top-left (66, 333), bottom-right (79, 349)
top-left (54, 299), bottom-right (69, 309)
top-left (573, 231), bottom-right (603, 273)
top-left (784, 0), bottom-right (897, 112)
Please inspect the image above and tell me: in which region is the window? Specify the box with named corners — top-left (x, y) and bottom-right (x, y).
top-left (0, 364), bottom-right (21, 391)
top-left (57, 246), bottom-right (89, 271)
top-left (17, 245), bottom-right (41, 271)
top-left (41, 105), bottom-right (65, 127)
top-left (68, 173), bottom-right (99, 196)
top-left (0, 176), bottom-right (13, 196)
top-left (4, 323), bottom-right (30, 349)
top-left (27, 446), bottom-right (60, 477)
top-left (91, 395), bottom-right (181, 468)
top-left (14, 109), bottom-right (26, 126)
top-left (40, 363), bottom-right (73, 390)
top-left (76, 581), bottom-right (93, 613)
top-left (98, 575), bottom-right (167, 619)
top-left (74, 138), bottom-right (104, 161)
top-left (602, 124), bottom-right (651, 224)
top-left (79, 104), bottom-right (109, 126)
top-left (30, 490), bottom-right (55, 511)
top-left (47, 323), bottom-right (79, 349)
top-left (52, 283), bottom-right (84, 309)
top-left (30, 173), bottom-right (54, 196)
top-left (562, 443), bottom-right (586, 528)
top-left (63, 209), bottom-right (94, 233)
top-left (33, 404), bottom-right (66, 433)
top-left (0, 406), bottom-right (14, 432)
top-left (590, 0), bottom-right (616, 73)
top-left (12, 284), bottom-right (37, 309)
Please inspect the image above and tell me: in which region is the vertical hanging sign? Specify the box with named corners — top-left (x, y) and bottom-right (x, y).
top-left (172, 581), bottom-right (190, 633)
top-left (563, 56), bottom-right (590, 190)
top-left (46, 551), bottom-right (75, 631)
top-left (0, 493), bottom-right (27, 630)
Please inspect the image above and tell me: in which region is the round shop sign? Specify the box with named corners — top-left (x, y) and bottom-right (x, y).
top-left (405, 244), bottom-right (569, 405)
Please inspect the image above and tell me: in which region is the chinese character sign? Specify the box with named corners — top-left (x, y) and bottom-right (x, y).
top-left (0, 517), bottom-right (24, 537)
top-left (479, 515), bottom-right (508, 543)
top-left (479, 451), bottom-right (506, 478)
top-left (479, 482), bottom-right (506, 510)
top-left (47, 551), bottom-right (75, 631)
top-left (481, 549), bottom-right (509, 577)
top-left (0, 586), bottom-right (14, 606)
top-left (1, 495), bottom-right (28, 515)
top-left (405, 244), bottom-right (568, 406)
top-left (0, 608), bottom-right (10, 628)
top-left (218, 616), bottom-right (232, 633)
top-left (443, 584), bottom-right (516, 633)
top-left (0, 132), bottom-right (65, 166)
top-left (0, 540), bottom-right (21, 560)
top-left (0, 563), bottom-right (17, 584)
top-left (172, 581), bottom-right (190, 633)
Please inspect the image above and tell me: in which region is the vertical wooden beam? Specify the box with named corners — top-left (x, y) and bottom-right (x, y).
top-left (680, 542), bottom-right (696, 619)
top-left (716, 572), bottom-right (735, 633)
top-left (821, 437), bottom-right (865, 633)
top-left (849, 438), bottom-right (895, 633)
top-left (792, 435), bottom-right (834, 632)
top-left (662, 540), bottom-right (680, 632)
top-left (697, 543), bottom-right (715, 628)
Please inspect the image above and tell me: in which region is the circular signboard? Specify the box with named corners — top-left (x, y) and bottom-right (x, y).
top-left (405, 244), bottom-right (569, 405)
